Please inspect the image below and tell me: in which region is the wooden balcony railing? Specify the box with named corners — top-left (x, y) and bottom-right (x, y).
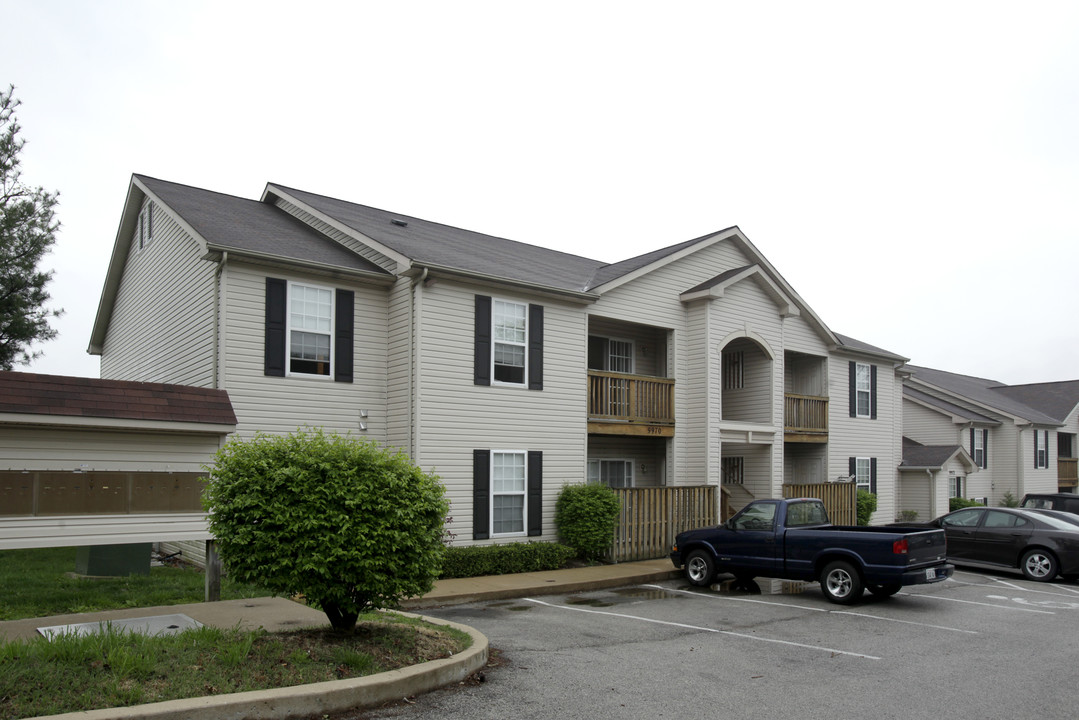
top-left (1059, 458), bottom-right (1078, 488)
top-left (588, 371), bottom-right (674, 426)
top-left (784, 393), bottom-right (828, 441)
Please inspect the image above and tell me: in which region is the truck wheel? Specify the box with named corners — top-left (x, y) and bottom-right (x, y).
top-left (868, 583), bottom-right (901, 598)
top-left (685, 550), bottom-right (716, 586)
top-left (1020, 548), bottom-right (1058, 581)
top-left (820, 561), bottom-right (864, 604)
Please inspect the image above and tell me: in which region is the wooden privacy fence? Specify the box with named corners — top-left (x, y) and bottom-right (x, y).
top-left (608, 486), bottom-right (718, 562)
top-left (783, 482), bottom-right (857, 526)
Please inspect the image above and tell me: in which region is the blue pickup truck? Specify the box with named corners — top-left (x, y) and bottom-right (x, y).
top-left (670, 497), bottom-right (954, 604)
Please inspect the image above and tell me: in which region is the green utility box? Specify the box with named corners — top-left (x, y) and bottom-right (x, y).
top-left (75, 543), bottom-right (152, 577)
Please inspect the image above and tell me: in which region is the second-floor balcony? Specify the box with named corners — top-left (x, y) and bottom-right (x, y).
top-left (784, 393), bottom-right (828, 443)
top-left (1060, 458), bottom-right (1078, 488)
top-left (588, 371), bottom-right (674, 436)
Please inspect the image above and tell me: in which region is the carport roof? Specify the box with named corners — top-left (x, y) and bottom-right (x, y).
top-left (0, 372), bottom-right (237, 427)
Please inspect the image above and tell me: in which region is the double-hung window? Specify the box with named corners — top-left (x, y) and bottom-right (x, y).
top-left (493, 300), bottom-right (527, 384)
top-left (587, 459), bottom-right (633, 488)
top-left (1035, 430), bottom-right (1050, 469)
top-left (949, 473), bottom-right (963, 498)
top-left (855, 363), bottom-right (871, 417)
top-left (475, 295), bottom-right (543, 390)
top-left (289, 282), bottom-right (334, 376)
top-left (971, 429), bottom-right (986, 469)
top-left (492, 451), bottom-right (527, 535)
top-left (850, 456), bottom-right (876, 494)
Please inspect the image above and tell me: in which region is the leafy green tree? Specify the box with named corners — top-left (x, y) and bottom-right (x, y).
top-left (203, 430), bottom-right (448, 632)
top-left (0, 86), bottom-right (62, 369)
top-left (555, 483), bottom-right (621, 561)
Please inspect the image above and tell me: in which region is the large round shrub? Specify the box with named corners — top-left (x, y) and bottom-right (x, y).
top-left (204, 430), bottom-right (448, 631)
top-left (555, 483), bottom-right (621, 561)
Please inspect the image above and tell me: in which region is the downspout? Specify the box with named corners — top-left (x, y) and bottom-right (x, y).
top-left (213, 252), bottom-right (228, 390)
top-left (410, 267), bottom-right (429, 460)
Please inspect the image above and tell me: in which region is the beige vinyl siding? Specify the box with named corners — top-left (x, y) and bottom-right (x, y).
top-left (587, 436), bottom-right (666, 487)
top-left (273, 198), bottom-right (398, 272)
top-left (157, 539), bottom-right (208, 567)
top-left (592, 237), bottom-right (764, 488)
top-left (903, 399), bottom-right (958, 444)
top-left (385, 277), bottom-right (414, 454)
top-left (220, 262), bottom-right (389, 439)
top-left (829, 355), bottom-right (900, 524)
top-left (898, 471), bottom-right (933, 522)
top-left (0, 428), bottom-right (223, 472)
top-left (100, 199), bottom-right (216, 386)
top-left (412, 279), bottom-right (587, 544)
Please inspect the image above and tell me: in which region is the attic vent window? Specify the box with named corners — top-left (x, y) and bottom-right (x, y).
top-left (391, 218), bottom-right (408, 227)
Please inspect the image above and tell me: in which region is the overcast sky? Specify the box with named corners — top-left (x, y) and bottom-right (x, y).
top-left (5, 1), bottom-right (1079, 385)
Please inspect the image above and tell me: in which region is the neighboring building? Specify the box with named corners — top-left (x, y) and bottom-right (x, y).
top-left (89, 174), bottom-right (908, 545)
top-left (0, 371), bottom-right (235, 553)
top-left (900, 366), bottom-right (1079, 519)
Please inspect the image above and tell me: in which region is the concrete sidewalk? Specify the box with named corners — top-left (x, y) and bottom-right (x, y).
top-left (1, 558), bottom-right (680, 720)
top-left (0, 558), bottom-right (678, 642)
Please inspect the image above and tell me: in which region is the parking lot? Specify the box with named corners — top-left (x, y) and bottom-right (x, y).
top-left (356, 567), bottom-right (1079, 720)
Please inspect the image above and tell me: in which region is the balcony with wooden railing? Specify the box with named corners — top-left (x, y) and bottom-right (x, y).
top-left (588, 371), bottom-right (675, 436)
top-left (1059, 458), bottom-right (1078, 488)
top-left (784, 393), bottom-right (828, 443)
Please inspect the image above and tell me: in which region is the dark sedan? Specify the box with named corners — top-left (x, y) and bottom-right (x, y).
top-left (927, 506), bottom-right (1079, 582)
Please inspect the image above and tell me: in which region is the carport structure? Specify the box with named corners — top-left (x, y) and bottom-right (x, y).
top-left (0, 371), bottom-right (235, 596)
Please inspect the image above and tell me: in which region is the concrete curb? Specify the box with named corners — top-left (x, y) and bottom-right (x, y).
top-left (32, 612), bottom-right (489, 720)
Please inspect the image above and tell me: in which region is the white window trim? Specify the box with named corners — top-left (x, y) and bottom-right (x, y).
top-left (855, 362), bottom-right (872, 418)
top-left (855, 457), bottom-right (872, 493)
top-left (1036, 429), bottom-right (1050, 469)
top-left (285, 280), bottom-right (335, 380)
top-left (587, 458), bottom-right (634, 488)
top-left (491, 450), bottom-right (528, 537)
top-left (491, 298), bottom-right (528, 387)
top-left (605, 338), bottom-right (635, 375)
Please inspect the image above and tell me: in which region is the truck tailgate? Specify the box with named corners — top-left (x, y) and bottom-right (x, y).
top-left (903, 529), bottom-right (947, 565)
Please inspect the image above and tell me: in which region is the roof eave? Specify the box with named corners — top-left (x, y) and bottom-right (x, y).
top-left (412, 263), bottom-right (599, 304)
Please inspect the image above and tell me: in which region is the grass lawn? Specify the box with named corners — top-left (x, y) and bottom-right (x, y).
top-left (0, 546), bottom-right (270, 620)
top-left (0, 548), bottom-right (470, 719)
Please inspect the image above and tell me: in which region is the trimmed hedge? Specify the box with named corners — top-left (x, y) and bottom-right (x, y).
top-left (439, 542), bottom-right (577, 579)
top-left (950, 496), bottom-right (985, 512)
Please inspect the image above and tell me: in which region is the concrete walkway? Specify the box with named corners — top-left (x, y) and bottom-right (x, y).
top-left (2, 558), bottom-right (680, 719)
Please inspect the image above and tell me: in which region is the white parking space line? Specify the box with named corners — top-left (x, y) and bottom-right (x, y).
top-left (949, 571), bottom-right (1079, 599)
top-left (524, 598), bottom-right (881, 660)
top-left (643, 584), bottom-right (827, 612)
top-left (830, 611), bottom-right (977, 634)
top-left (655, 584), bottom-right (976, 634)
top-left (896, 592), bottom-right (1055, 614)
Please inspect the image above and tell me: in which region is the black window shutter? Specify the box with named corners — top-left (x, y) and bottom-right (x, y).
top-left (527, 450), bottom-right (543, 536)
top-left (334, 289), bottom-right (354, 383)
top-left (528, 304), bottom-right (544, 391)
top-left (1034, 431), bottom-right (1039, 469)
top-left (970, 428), bottom-right (976, 459)
top-left (870, 365), bottom-right (877, 420)
top-left (473, 449), bottom-right (490, 540)
top-left (982, 429), bottom-right (989, 469)
top-left (848, 362), bottom-right (856, 417)
top-left (849, 457), bottom-right (856, 480)
top-left (870, 458), bottom-right (878, 495)
top-left (474, 295), bottom-right (492, 386)
top-left (264, 278), bottom-right (286, 377)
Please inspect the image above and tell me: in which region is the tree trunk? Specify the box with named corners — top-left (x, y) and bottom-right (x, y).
top-left (321, 603), bottom-right (359, 632)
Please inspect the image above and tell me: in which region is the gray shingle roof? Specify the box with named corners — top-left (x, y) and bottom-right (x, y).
top-left (904, 386), bottom-right (1001, 425)
top-left (900, 437), bottom-right (968, 470)
top-left (906, 365), bottom-right (1074, 426)
top-left (833, 333), bottom-right (908, 362)
top-left (137, 176), bottom-right (387, 275)
top-left (269, 184), bottom-right (610, 292)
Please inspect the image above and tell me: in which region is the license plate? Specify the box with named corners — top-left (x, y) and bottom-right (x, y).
top-left (925, 568), bottom-right (937, 580)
